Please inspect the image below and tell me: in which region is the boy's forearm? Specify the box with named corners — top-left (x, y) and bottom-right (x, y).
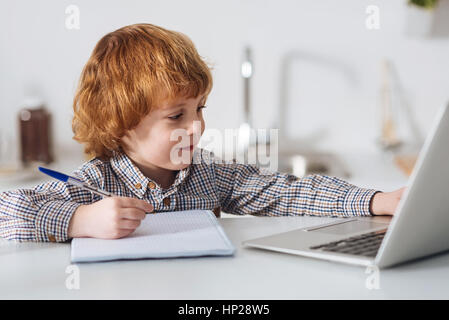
top-left (341, 186), bottom-right (379, 217)
top-left (68, 205), bottom-right (89, 238)
top-left (0, 172), bottom-right (97, 242)
top-left (33, 199), bottom-right (83, 242)
top-left (0, 188), bottom-right (85, 242)
top-left (215, 161), bottom-right (379, 217)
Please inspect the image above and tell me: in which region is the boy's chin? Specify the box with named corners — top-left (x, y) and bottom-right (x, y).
top-left (168, 151), bottom-right (195, 170)
top-left (167, 159), bottom-right (193, 171)
top-left (173, 162), bottom-right (191, 170)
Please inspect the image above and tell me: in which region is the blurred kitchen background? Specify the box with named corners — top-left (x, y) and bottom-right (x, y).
top-left (1, 0), bottom-right (449, 206)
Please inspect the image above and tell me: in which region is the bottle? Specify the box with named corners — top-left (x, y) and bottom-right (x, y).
top-left (18, 97), bottom-right (53, 166)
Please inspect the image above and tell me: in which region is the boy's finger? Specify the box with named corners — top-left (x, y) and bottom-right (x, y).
top-left (119, 218), bottom-right (141, 230)
top-left (117, 197), bottom-right (154, 212)
top-left (120, 208), bottom-right (146, 220)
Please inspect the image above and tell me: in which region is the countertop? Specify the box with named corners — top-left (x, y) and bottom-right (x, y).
top-left (2, 214), bottom-right (449, 299)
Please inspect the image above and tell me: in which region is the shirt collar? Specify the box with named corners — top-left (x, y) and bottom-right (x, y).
top-left (110, 149), bottom-right (191, 197)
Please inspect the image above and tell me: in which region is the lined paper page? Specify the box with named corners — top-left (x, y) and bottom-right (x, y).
top-left (71, 210), bottom-right (235, 263)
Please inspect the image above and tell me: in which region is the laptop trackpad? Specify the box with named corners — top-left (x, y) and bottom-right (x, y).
top-left (309, 220), bottom-right (387, 235)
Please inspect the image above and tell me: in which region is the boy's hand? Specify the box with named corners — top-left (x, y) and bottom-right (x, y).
top-left (370, 187), bottom-right (406, 216)
top-left (68, 197), bottom-right (154, 239)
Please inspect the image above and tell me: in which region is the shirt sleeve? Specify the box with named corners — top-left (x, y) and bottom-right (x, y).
top-left (0, 168), bottom-right (96, 242)
top-left (213, 161), bottom-right (379, 217)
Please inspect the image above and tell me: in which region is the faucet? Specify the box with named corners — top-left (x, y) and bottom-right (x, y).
top-left (238, 47), bottom-right (254, 158)
top-left (242, 47), bottom-right (253, 126)
top-left (236, 47), bottom-right (277, 171)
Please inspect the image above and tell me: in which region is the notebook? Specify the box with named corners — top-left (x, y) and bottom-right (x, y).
top-left (71, 209), bottom-right (235, 263)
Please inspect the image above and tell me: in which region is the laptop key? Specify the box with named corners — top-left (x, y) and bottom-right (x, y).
top-left (310, 230), bottom-right (386, 256)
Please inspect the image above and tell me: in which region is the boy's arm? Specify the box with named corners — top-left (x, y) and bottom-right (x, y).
top-left (213, 161), bottom-right (379, 217)
top-left (0, 169), bottom-right (95, 242)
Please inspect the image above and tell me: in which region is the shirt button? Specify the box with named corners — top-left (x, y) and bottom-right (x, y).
top-left (48, 234), bottom-right (56, 242)
top-left (148, 182), bottom-right (156, 189)
top-left (135, 183), bottom-right (142, 189)
top-left (163, 197), bottom-right (171, 206)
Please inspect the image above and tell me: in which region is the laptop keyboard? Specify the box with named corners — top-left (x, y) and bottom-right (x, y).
top-left (309, 229), bottom-right (387, 257)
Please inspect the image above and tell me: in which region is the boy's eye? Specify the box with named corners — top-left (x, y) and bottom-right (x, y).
top-left (168, 113), bottom-right (182, 120)
top-left (168, 106), bottom-right (207, 120)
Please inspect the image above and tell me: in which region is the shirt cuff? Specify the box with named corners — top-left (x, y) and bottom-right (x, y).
top-left (35, 200), bottom-right (83, 242)
top-left (342, 187), bottom-right (380, 217)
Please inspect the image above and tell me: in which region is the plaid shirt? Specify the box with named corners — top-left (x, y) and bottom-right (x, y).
top-left (0, 148), bottom-right (378, 242)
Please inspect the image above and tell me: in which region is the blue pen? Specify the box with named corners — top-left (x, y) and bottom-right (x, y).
top-left (38, 166), bottom-right (114, 198)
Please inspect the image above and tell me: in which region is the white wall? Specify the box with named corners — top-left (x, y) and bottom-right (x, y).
top-left (1, 0), bottom-right (448, 164)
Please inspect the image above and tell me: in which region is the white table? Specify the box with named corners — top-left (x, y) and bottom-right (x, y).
top-left (1, 214), bottom-right (449, 299)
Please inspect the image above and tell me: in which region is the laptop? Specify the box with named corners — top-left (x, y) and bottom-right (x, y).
top-left (242, 103), bottom-right (449, 269)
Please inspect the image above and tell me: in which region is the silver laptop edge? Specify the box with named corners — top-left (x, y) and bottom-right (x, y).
top-left (375, 103), bottom-right (449, 268)
top-left (243, 103), bottom-right (449, 269)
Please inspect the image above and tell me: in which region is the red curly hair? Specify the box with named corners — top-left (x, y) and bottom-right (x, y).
top-left (72, 23), bottom-right (213, 160)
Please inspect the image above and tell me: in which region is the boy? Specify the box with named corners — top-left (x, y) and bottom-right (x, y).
top-left (0, 23), bottom-right (404, 242)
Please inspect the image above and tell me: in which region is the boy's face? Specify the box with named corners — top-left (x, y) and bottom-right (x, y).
top-left (121, 95), bottom-right (206, 171)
